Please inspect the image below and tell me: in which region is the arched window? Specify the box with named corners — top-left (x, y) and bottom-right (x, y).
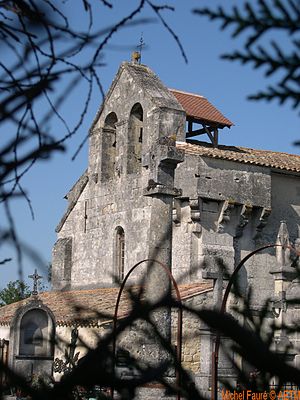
top-left (19, 309), bottom-right (53, 357)
top-left (102, 112), bottom-right (117, 181)
top-left (115, 227), bottom-right (125, 282)
top-left (127, 103), bottom-right (143, 174)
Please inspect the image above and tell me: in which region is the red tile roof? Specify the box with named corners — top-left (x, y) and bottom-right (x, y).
top-left (0, 282), bottom-right (213, 327)
top-left (170, 89), bottom-right (233, 128)
top-left (177, 141), bottom-right (300, 173)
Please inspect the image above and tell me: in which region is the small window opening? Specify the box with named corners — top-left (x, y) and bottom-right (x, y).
top-left (128, 103), bottom-right (143, 174)
top-left (115, 227), bottom-right (125, 282)
top-left (139, 127), bottom-right (143, 143)
top-left (84, 201), bottom-right (88, 233)
top-left (102, 112), bottom-right (118, 181)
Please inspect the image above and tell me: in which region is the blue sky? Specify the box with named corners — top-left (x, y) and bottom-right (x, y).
top-left (1, 0), bottom-right (299, 290)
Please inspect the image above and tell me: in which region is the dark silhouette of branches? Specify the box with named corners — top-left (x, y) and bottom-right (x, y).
top-left (3, 3), bottom-right (300, 399)
top-left (194, 0), bottom-right (300, 111)
top-left (0, 0), bottom-right (186, 277)
top-left (3, 275), bottom-right (300, 399)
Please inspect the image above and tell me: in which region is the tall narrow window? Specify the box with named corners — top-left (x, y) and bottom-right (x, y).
top-left (127, 103), bottom-right (143, 174)
top-left (115, 227), bottom-right (125, 282)
top-left (102, 112), bottom-right (117, 181)
top-left (84, 200), bottom-right (88, 233)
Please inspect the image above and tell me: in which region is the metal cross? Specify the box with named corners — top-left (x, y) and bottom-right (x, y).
top-left (28, 269), bottom-right (43, 296)
top-left (137, 34), bottom-right (145, 64)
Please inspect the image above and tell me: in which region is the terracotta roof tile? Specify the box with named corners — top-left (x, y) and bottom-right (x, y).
top-left (177, 141), bottom-right (300, 173)
top-left (0, 282), bottom-right (213, 327)
top-left (170, 89), bottom-right (233, 128)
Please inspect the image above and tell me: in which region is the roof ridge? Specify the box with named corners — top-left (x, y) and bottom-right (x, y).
top-left (43, 286), bottom-right (121, 296)
top-left (0, 282), bottom-right (214, 327)
top-left (183, 140), bottom-right (300, 158)
top-left (43, 282), bottom-right (210, 296)
top-left (169, 88), bottom-right (205, 99)
top-left (177, 141), bottom-right (300, 173)
top-left (237, 146), bottom-right (300, 158)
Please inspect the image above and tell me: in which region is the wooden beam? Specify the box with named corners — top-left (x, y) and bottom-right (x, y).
top-left (185, 123), bottom-right (219, 145)
top-left (212, 127), bottom-right (219, 147)
top-left (191, 127), bottom-right (209, 135)
top-left (186, 126), bottom-right (215, 138)
top-left (202, 124), bottom-right (214, 144)
top-left (186, 132), bottom-right (204, 138)
top-left (186, 129), bottom-right (206, 138)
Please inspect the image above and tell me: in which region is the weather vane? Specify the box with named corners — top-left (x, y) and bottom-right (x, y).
top-left (28, 269), bottom-right (43, 296)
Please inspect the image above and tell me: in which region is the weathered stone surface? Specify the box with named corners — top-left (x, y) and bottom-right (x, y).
top-left (50, 61), bottom-right (300, 395)
top-left (4, 60), bottom-right (300, 396)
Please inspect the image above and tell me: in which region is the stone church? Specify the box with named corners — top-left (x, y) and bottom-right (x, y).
top-left (1, 59), bottom-right (300, 397)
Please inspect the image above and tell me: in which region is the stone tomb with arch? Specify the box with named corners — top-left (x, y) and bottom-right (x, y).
top-left (7, 298), bottom-right (55, 381)
top-left (0, 60), bottom-right (300, 398)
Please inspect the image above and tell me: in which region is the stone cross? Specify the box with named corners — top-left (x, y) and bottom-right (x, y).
top-left (28, 269), bottom-right (43, 296)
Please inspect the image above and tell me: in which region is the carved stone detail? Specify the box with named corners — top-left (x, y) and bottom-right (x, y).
top-left (270, 221), bottom-right (295, 282)
top-left (217, 200), bottom-right (235, 233)
top-left (276, 220), bottom-right (290, 267)
top-left (172, 201), bottom-right (181, 225)
top-left (190, 199), bottom-right (201, 223)
top-left (236, 204), bottom-right (253, 237)
top-left (190, 198), bottom-right (201, 233)
top-left (144, 144), bottom-right (184, 197)
top-left (254, 207), bottom-right (271, 238)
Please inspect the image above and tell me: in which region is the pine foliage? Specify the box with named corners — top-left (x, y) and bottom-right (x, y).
top-left (194, 0), bottom-right (300, 110)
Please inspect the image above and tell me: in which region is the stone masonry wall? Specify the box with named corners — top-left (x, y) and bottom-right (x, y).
top-left (52, 62), bottom-right (186, 290)
top-left (51, 60), bottom-right (300, 397)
